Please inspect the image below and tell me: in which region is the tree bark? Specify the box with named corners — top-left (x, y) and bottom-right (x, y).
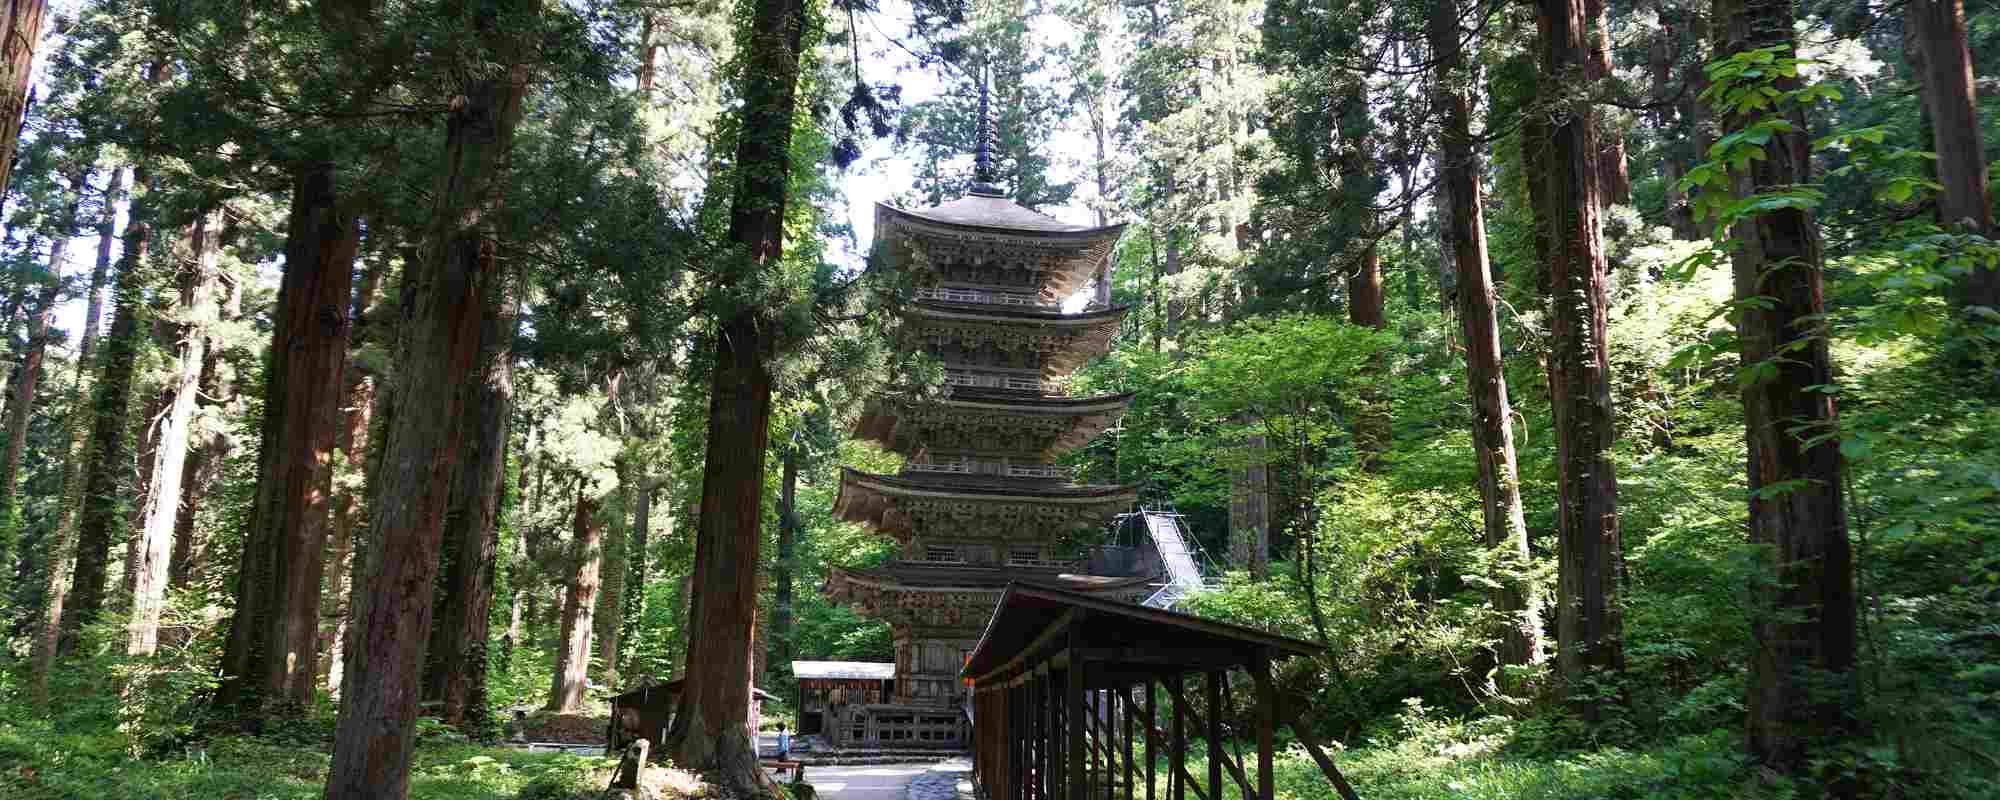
top-left (1228, 424), bottom-right (1269, 578)
top-left (218, 163), bottom-right (357, 720)
top-left (1908, 0), bottom-right (1998, 308)
top-left (1651, 17), bottom-right (1698, 240)
top-left (549, 484), bottom-right (603, 713)
top-left (667, 0), bottom-right (806, 789)
top-left (128, 208), bottom-right (221, 656)
top-left (0, 0), bottom-right (48, 201)
top-left (0, 188), bottom-right (73, 547)
top-left (1717, 0), bottom-right (1860, 781)
top-left (1535, 0), bottom-right (1625, 706)
top-left (1431, 0), bottom-right (1546, 668)
top-left (424, 277), bottom-right (515, 728)
top-left (324, 55), bottom-right (531, 799)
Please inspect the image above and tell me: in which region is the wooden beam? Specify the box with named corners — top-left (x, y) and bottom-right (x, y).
top-left (1164, 674), bottom-right (1257, 800)
top-left (1280, 701), bottom-right (1361, 800)
top-left (1205, 672), bottom-right (1223, 800)
top-left (1124, 686), bottom-right (1136, 800)
top-left (1251, 652), bottom-right (1274, 800)
top-left (1068, 625), bottom-right (1088, 800)
top-left (1144, 675), bottom-right (1156, 800)
top-left (1169, 672), bottom-right (1185, 800)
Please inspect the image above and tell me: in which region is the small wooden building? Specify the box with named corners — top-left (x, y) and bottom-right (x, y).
top-left (608, 678), bottom-right (778, 754)
top-left (792, 660), bottom-right (898, 744)
top-left (962, 583), bottom-right (1327, 800)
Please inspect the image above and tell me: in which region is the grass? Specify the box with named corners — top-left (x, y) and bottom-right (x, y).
top-left (0, 718), bottom-right (621, 800)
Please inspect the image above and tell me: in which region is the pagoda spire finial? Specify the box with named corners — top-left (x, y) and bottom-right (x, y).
top-left (970, 61), bottom-right (1003, 196)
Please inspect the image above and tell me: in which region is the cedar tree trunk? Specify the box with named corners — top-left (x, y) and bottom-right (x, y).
top-left (1908, 0), bottom-right (1998, 307)
top-left (1535, 0), bottom-right (1626, 705)
top-left (1718, 0), bottom-right (1860, 780)
top-left (667, 0), bottom-right (807, 789)
top-left (324, 60), bottom-right (530, 799)
top-left (548, 486), bottom-right (603, 714)
top-left (217, 164), bottom-right (356, 718)
top-left (128, 209), bottom-right (220, 656)
top-left (1432, 0), bottom-right (1546, 667)
top-left (425, 279), bottom-right (515, 728)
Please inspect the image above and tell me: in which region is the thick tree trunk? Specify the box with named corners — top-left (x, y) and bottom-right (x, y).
top-left (28, 166), bottom-right (125, 704)
top-left (1535, 0), bottom-right (1625, 705)
top-left (1717, 0), bottom-right (1859, 781)
top-left (594, 456), bottom-right (631, 688)
top-left (1431, 0), bottom-right (1545, 668)
top-left (128, 209), bottom-right (221, 656)
top-left (1908, 0), bottom-right (1998, 308)
top-left (425, 279), bottom-right (516, 728)
top-left (666, 0), bottom-right (805, 790)
top-left (0, 0), bottom-right (47, 202)
top-left (1583, 0), bottom-right (1630, 205)
top-left (548, 486), bottom-right (603, 713)
top-left (619, 473), bottom-right (658, 669)
top-left (217, 164), bottom-right (357, 719)
top-left (325, 59), bottom-right (531, 799)
top-left (322, 254), bottom-right (386, 693)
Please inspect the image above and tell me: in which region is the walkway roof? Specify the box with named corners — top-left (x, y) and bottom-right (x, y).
top-left (961, 583), bottom-right (1321, 685)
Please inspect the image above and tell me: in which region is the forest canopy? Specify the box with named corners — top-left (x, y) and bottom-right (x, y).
top-left (0, 0), bottom-right (1995, 798)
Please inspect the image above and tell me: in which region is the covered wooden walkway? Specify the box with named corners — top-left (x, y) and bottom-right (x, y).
top-left (961, 584), bottom-right (1355, 800)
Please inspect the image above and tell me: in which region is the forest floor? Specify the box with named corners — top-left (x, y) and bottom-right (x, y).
top-left (0, 708), bottom-right (1752, 800)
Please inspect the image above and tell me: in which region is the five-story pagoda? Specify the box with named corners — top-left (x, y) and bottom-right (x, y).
top-left (821, 82), bottom-right (1147, 749)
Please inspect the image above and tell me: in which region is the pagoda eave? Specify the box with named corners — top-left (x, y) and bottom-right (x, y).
top-left (824, 563), bottom-right (1155, 633)
top-left (874, 201), bottom-right (1125, 297)
top-left (851, 392), bottom-right (1135, 459)
top-left (904, 306), bottom-right (1128, 376)
top-left (832, 468), bottom-right (1138, 544)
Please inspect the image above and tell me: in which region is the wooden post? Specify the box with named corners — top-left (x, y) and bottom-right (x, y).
top-left (1205, 672), bottom-right (1223, 800)
top-left (614, 738), bottom-right (649, 790)
top-left (1250, 655), bottom-right (1274, 800)
top-left (1124, 686), bottom-right (1136, 800)
top-left (1068, 662), bottom-right (1087, 800)
top-left (1169, 672), bottom-right (1185, 800)
top-left (1145, 676), bottom-right (1156, 800)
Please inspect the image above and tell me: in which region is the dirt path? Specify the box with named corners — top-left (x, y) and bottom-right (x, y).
top-left (803, 764), bottom-right (932, 800)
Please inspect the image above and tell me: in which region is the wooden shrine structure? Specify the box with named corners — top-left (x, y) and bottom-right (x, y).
top-left (963, 584), bottom-right (1357, 800)
top-left (820, 74), bottom-right (1164, 750)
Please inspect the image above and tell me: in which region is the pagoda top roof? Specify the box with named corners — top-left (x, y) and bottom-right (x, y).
top-left (877, 196), bottom-right (1126, 238)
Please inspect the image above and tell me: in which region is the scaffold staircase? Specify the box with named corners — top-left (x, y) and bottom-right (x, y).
top-left (1134, 506), bottom-right (1216, 609)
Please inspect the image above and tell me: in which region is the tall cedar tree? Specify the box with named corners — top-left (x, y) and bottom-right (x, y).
top-left (0, 0), bottom-right (47, 200)
top-left (770, 445), bottom-right (800, 669)
top-left (128, 208), bottom-right (221, 656)
top-left (324, 27), bottom-right (534, 797)
top-left (172, 275), bottom-right (242, 589)
top-left (1582, 0), bottom-right (1629, 203)
top-left (1715, 0), bottom-right (1859, 780)
top-left (29, 166), bottom-right (126, 705)
top-left (424, 275), bottom-right (516, 727)
top-left (666, 0), bottom-right (809, 790)
top-left (66, 76), bottom-right (165, 644)
top-left (1428, 0), bottom-right (1544, 667)
top-left (1533, 0), bottom-right (1625, 705)
top-left (217, 164), bottom-right (356, 718)
top-left (548, 485), bottom-right (603, 713)
top-left (1907, 0), bottom-right (1998, 308)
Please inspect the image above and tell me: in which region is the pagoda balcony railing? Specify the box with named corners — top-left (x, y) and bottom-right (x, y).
top-left (906, 461), bottom-right (976, 474)
top-left (916, 287), bottom-right (1053, 308)
top-left (902, 461), bottom-right (1074, 480)
top-left (943, 371), bottom-right (1053, 393)
top-left (1005, 464), bottom-right (1069, 479)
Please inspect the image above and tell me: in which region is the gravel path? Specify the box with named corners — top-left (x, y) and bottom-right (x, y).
top-left (804, 763), bottom-right (934, 800)
top-left (904, 759), bottom-right (973, 800)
